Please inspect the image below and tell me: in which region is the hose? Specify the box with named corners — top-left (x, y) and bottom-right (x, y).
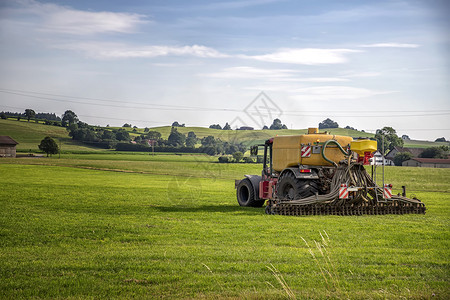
top-left (321, 140), bottom-right (350, 167)
top-left (278, 162), bottom-right (423, 207)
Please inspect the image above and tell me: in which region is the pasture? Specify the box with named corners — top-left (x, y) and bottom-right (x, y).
top-left (0, 153), bottom-right (449, 299)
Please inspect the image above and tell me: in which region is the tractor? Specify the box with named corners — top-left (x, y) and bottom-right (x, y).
top-left (235, 128), bottom-right (425, 216)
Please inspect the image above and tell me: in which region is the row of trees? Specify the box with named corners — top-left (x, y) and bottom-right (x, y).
top-left (1, 110), bottom-right (61, 122)
top-left (130, 127), bottom-right (246, 155)
top-left (209, 123), bottom-right (232, 130)
top-left (60, 110), bottom-right (246, 155)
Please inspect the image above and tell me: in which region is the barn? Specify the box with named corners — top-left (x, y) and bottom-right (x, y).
top-left (0, 136), bottom-right (19, 158)
top-left (402, 158), bottom-right (450, 168)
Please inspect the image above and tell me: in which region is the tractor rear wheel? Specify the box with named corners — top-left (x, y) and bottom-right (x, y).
top-left (277, 172), bottom-right (318, 200)
top-left (237, 178), bottom-right (264, 207)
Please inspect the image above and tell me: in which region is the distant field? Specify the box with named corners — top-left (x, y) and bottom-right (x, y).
top-left (0, 154), bottom-right (449, 299)
top-left (404, 139), bottom-right (449, 148)
top-left (1, 119), bottom-right (447, 155)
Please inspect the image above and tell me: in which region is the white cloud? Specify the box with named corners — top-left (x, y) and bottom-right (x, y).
top-left (271, 77), bottom-right (349, 83)
top-left (341, 71), bottom-right (382, 78)
top-left (360, 43), bottom-right (420, 48)
top-left (245, 48), bottom-right (361, 65)
top-left (204, 67), bottom-right (349, 83)
top-left (53, 42), bottom-right (229, 59)
top-left (290, 86), bottom-right (397, 101)
top-left (205, 66), bottom-right (297, 79)
top-left (6, 0), bottom-right (148, 35)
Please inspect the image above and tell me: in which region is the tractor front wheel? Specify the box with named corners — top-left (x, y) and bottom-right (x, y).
top-left (236, 178), bottom-right (264, 207)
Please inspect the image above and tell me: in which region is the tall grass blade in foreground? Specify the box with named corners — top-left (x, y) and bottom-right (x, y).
top-left (267, 263), bottom-right (296, 299)
top-left (302, 231), bottom-right (346, 297)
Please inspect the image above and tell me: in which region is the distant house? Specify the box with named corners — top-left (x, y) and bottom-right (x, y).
top-left (402, 158), bottom-right (450, 168)
top-left (237, 126), bottom-right (254, 130)
top-left (0, 136), bottom-right (19, 158)
top-left (371, 151), bottom-right (394, 166)
top-left (385, 146), bottom-right (425, 160)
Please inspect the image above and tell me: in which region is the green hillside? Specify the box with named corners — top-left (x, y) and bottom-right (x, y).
top-left (1, 118), bottom-right (446, 152)
top-left (0, 119), bottom-right (102, 152)
top-left (127, 126), bottom-right (376, 147)
top-left (403, 139), bottom-right (449, 148)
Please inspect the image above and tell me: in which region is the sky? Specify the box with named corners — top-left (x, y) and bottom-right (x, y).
top-left (0, 0), bottom-right (449, 140)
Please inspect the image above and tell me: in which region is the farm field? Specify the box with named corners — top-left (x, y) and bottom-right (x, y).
top-left (0, 154), bottom-right (449, 299)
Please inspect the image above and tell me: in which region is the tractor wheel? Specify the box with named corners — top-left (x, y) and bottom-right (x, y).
top-left (237, 178), bottom-right (264, 207)
top-left (277, 172), bottom-right (318, 200)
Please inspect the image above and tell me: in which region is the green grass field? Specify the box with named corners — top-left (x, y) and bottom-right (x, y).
top-left (0, 154), bottom-right (449, 299)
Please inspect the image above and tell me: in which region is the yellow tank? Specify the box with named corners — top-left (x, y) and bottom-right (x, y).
top-left (272, 132), bottom-right (353, 171)
top-left (350, 139), bottom-right (377, 156)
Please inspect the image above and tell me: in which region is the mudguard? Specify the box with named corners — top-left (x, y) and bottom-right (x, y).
top-left (280, 167), bottom-right (319, 180)
top-left (244, 175), bottom-right (262, 200)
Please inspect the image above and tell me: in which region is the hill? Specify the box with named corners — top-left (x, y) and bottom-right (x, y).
top-left (1, 118), bottom-right (446, 152)
top-left (118, 126), bottom-right (376, 147)
top-left (0, 119), bottom-right (103, 152)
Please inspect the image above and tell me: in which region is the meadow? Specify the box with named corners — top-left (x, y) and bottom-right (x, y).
top-left (0, 153), bottom-right (449, 299)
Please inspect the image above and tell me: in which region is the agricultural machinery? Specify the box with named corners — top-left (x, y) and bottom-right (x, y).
top-left (235, 128), bottom-right (426, 216)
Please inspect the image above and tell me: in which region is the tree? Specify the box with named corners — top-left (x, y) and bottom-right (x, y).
top-left (262, 125), bottom-right (268, 130)
top-left (62, 110), bottom-right (78, 127)
top-left (375, 126), bottom-right (403, 154)
top-left (402, 135), bottom-right (411, 140)
top-left (394, 152), bottom-right (413, 166)
top-left (232, 151), bottom-right (244, 162)
top-left (223, 122), bottom-right (231, 130)
top-left (419, 146), bottom-right (448, 159)
top-left (269, 118), bottom-right (287, 130)
top-left (168, 127), bottom-right (186, 146)
top-left (435, 137), bottom-right (447, 142)
top-left (201, 136), bottom-right (216, 147)
top-left (218, 156), bottom-right (229, 163)
top-left (122, 123), bottom-right (132, 127)
top-left (172, 121), bottom-right (185, 127)
top-left (0, 112), bottom-right (6, 119)
top-left (38, 136), bottom-right (59, 157)
top-left (101, 130), bottom-right (116, 140)
top-left (144, 127), bottom-right (150, 132)
top-left (209, 124), bottom-right (222, 129)
top-left (242, 157), bottom-right (254, 163)
top-left (146, 131), bottom-right (162, 140)
top-left (319, 118), bottom-right (339, 129)
top-left (115, 129), bottom-right (130, 141)
top-left (186, 131), bottom-right (197, 148)
top-left (24, 109), bottom-right (35, 122)
top-left (186, 136), bottom-right (197, 148)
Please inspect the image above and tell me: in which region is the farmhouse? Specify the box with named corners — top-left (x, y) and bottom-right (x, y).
top-left (0, 136), bottom-right (19, 158)
top-left (402, 158), bottom-right (450, 168)
top-left (386, 146), bottom-right (425, 160)
top-left (237, 126), bottom-right (254, 130)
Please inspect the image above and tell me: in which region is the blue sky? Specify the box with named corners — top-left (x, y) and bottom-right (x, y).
top-left (0, 0), bottom-right (449, 140)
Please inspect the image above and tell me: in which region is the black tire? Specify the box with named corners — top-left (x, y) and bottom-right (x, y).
top-left (277, 172), bottom-right (319, 200)
top-left (237, 178), bottom-right (264, 207)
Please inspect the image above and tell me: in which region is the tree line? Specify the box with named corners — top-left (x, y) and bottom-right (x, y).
top-left (4, 109), bottom-right (448, 160)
